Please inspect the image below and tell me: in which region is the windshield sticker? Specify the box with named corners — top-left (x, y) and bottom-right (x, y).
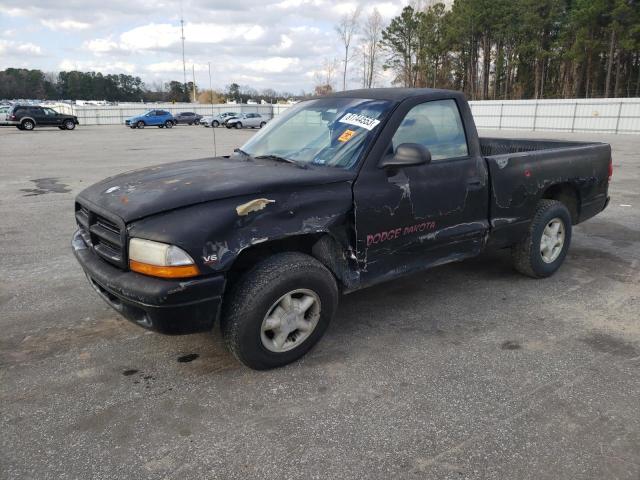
top-left (338, 129), bottom-right (356, 142)
top-left (338, 113), bottom-right (381, 131)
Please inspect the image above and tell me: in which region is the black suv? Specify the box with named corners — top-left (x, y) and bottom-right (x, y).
top-left (173, 112), bottom-right (203, 125)
top-left (9, 105), bottom-right (79, 131)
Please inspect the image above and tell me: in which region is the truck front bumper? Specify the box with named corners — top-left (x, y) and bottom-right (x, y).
top-left (72, 230), bottom-right (225, 334)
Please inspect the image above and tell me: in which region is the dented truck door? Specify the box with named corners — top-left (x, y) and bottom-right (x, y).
top-left (353, 95), bottom-right (490, 286)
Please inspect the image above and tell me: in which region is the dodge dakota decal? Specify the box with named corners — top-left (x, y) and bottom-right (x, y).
top-left (367, 221), bottom-right (437, 246)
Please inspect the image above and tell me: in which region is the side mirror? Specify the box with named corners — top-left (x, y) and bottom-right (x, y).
top-left (379, 143), bottom-right (432, 168)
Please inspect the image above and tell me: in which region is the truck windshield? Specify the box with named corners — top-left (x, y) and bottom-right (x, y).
top-left (237, 97), bottom-right (394, 169)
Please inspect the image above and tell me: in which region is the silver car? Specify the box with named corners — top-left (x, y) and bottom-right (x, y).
top-left (201, 111), bottom-right (239, 128)
top-left (225, 113), bottom-right (267, 129)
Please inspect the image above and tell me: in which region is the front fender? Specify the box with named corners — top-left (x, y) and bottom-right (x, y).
top-left (127, 182), bottom-right (354, 275)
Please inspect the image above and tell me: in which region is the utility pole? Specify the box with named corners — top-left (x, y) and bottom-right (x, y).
top-left (180, 0), bottom-right (187, 98)
top-left (208, 62), bottom-right (217, 157)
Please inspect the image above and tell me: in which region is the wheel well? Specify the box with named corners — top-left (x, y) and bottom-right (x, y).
top-left (542, 183), bottom-right (579, 224)
top-left (226, 234), bottom-right (350, 289)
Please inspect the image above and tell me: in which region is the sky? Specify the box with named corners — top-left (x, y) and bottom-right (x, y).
top-left (0, 0), bottom-right (412, 94)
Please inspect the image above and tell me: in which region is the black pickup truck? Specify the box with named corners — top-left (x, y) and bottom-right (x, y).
top-left (72, 88), bottom-right (611, 369)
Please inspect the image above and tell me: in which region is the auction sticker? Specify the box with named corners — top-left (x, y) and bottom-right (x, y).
top-left (338, 129), bottom-right (356, 142)
top-left (338, 113), bottom-right (381, 131)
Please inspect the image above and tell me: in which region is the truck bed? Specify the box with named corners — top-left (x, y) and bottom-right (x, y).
top-left (480, 137), bottom-right (611, 248)
top-left (479, 137), bottom-right (602, 156)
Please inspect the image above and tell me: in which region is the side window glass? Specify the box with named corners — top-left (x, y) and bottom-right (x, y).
top-left (390, 99), bottom-right (468, 161)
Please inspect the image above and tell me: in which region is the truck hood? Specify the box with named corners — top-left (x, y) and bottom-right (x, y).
top-left (77, 156), bottom-right (356, 223)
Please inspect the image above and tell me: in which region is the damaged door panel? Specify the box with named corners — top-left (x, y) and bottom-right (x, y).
top-left (71, 88), bottom-right (612, 369)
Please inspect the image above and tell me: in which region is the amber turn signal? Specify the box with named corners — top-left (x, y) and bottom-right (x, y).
top-left (129, 260), bottom-right (200, 279)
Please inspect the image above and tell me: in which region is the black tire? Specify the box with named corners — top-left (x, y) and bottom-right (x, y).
top-left (235, 122), bottom-right (242, 129)
top-left (64, 120), bottom-right (75, 130)
top-left (212, 120), bottom-right (219, 128)
top-left (226, 124), bottom-right (232, 129)
top-left (512, 199), bottom-right (572, 278)
top-left (221, 252), bottom-right (339, 370)
top-left (58, 126), bottom-right (66, 130)
top-left (260, 121), bottom-right (266, 128)
top-left (165, 120), bottom-right (173, 128)
top-left (16, 125), bottom-right (24, 130)
top-left (136, 120), bottom-right (145, 129)
top-left (21, 119), bottom-right (35, 131)
top-left (194, 120), bottom-right (200, 125)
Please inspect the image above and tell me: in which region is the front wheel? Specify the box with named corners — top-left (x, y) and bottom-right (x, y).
top-left (136, 120), bottom-right (145, 129)
top-left (64, 120), bottom-right (75, 130)
top-left (235, 122), bottom-right (242, 129)
top-left (221, 252), bottom-right (339, 370)
top-left (512, 199), bottom-right (572, 278)
top-left (212, 120), bottom-right (219, 127)
top-left (260, 121), bottom-right (266, 128)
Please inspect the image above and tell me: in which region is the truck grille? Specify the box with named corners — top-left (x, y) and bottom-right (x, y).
top-left (75, 202), bottom-right (127, 268)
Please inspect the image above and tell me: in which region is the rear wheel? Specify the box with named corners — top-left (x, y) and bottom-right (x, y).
top-left (136, 120), bottom-right (145, 129)
top-left (512, 199), bottom-right (572, 278)
top-left (235, 122), bottom-right (242, 129)
top-left (64, 120), bottom-right (75, 130)
top-left (260, 121), bottom-right (266, 128)
top-left (21, 119), bottom-right (35, 131)
top-left (16, 125), bottom-right (24, 130)
top-left (221, 252), bottom-right (338, 370)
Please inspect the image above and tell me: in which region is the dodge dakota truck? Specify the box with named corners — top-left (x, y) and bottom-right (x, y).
top-left (72, 88), bottom-right (612, 369)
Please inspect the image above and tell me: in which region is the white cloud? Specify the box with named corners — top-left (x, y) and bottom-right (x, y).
top-left (59, 59), bottom-right (136, 74)
top-left (83, 38), bottom-right (120, 54)
top-left (146, 60), bottom-right (208, 73)
top-left (41, 19), bottom-right (91, 31)
top-left (0, 40), bottom-right (43, 56)
top-left (246, 57), bottom-right (300, 74)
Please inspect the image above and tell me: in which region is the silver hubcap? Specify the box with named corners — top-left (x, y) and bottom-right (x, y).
top-left (260, 289), bottom-right (321, 353)
top-left (540, 217), bottom-right (565, 263)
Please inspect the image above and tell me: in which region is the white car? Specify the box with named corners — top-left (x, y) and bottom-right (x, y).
top-left (201, 112), bottom-right (239, 128)
top-left (225, 113), bottom-right (267, 129)
top-left (0, 105), bottom-right (11, 126)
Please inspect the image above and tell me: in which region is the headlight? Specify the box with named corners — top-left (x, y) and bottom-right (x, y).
top-left (128, 238), bottom-right (199, 279)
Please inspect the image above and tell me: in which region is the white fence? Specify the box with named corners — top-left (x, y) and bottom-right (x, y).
top-left (469, 98), bottom-right (640, 134)
top-left (50, 102), bottom-right (292, 126)
top-left (50, 98), bottom-right (640, 134)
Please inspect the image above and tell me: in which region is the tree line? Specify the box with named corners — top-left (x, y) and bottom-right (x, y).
top-left (0, 68), bottom-right (200, 102)
top-left (0, 68), bottom-right (300, 103)
top-left (324, 0), bottom-right (640, 99)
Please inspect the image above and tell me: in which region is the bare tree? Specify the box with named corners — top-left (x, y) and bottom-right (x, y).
top-left (314, 57), bottom-right (339, 94)
top-left (361, 8), bottom-right (383, 88)
top-left (335, 7), bottom-right (362, 91)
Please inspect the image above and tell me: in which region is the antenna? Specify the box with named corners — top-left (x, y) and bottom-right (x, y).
top-left (180, 0), bottom-right (187, 96)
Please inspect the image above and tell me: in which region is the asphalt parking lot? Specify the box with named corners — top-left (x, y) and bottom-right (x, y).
top-left (1, 123), bottom-right (639, 479)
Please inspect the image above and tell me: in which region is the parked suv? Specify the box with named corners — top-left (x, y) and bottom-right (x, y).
top-left (225, 113), bottom-right (267, 129)
top-left (125, 110), bottom-right (176, 129)
top-left (9, 105), bottom-right (79, 131)
top-left (174, 112), bottom-right (202, 125)
top-left (201, 112), bottom-right (238, 128)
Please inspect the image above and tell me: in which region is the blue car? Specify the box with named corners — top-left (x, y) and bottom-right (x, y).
top-left (125, 109), bottom-right (176, 129)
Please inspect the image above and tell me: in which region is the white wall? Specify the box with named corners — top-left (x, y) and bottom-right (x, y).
top-left (469, 98), bottom-right (640, 134)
